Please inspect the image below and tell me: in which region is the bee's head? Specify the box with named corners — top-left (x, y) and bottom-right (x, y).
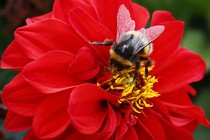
top-left (112, 33), bottom-right (135, 60)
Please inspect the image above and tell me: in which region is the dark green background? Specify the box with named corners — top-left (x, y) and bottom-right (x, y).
top-left (0, 0), bottom-right (210, 139)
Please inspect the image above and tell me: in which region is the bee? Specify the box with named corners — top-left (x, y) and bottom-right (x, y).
top-left (90, 4), bottom-right (165, 79)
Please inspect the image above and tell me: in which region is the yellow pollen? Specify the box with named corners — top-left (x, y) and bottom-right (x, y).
top-left (97, 65), bottom-right (160, 115)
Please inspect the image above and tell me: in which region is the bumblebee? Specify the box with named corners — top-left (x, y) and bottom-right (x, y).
top-left (91, 5), bottom-right (165, 79)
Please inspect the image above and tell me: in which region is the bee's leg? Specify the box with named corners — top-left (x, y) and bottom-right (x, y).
top-left (134, 59), bottom-right (140, 80)
top-left (134, 57), bottom-right (152, 78)
top-left (145, 58), bottom-right (152, 77)
top-left (89, 40), bottom-right (114, 46)
top-left (139, 57), bottom-right (152, 77)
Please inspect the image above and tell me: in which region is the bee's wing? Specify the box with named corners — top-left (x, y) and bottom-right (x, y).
top-left (133, 25), bottom-right (165, 56)
top-left (116, 4), bottom-right (135, 42)
top-left (139, 25), bottom-right (165, 42)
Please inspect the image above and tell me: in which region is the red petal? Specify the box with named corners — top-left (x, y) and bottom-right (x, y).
top-left (67, 104), bottom-right (117, 139)
top-left (164, 102), bottom-right (210, 127)
top-left (1, 40), bottom-right (33, 70)
top-left (68, 84), bottom-right (117, 134)
top-left (115, 121), bottom-right (138, 140)
top-left (154, 48), bottom-right (206, 93)
top-left (91, 0), bottom-right (134, 38)
top-left (69, 8), bottom-right (114, 61)
top-left (134, 122), bottom-right (154, 140)
top-left (91, 0), bottom-right (118, 38)
top-left (2, 74), bottom-right (45, 116)
top-left (116, 121), bottom-right (127, 139)
top-left (66, 127), bottom-right (111, 140)
top-left (68, 47), bottom-right (100, 81)
top-left (132, 2), bottom-right (150, 29)
top-left (22, 51), bottom-right (81, 93)
top-left (160, 88), bottom-right (194, 106)
top-left (53, 0), bottom-right (97, 23)
top-left (24, 127), bottom-right (77, 140)
top-left (33, 91), bottom-right (71, 139)
top-left (15, 18), bottom-right (85, 60)
top-left (138, 111), bottom-right (165, 140)
top-left (123, 125), bottom-right (138, 140)
top-left (24, 131), bottom-right (40, 140)
top-left (100, 104), bottom-right (117, 138)
top-left (150, 21), bottom-right (184, 74)
top-left (157, 115), bottom-right (194, 140)
top-left (170, 116), bottom-right (198, 133)
top-left (26, 12), bottom-right (52, 24)
top-left (151, 10), bottom-right (176, 25)
top-left (24, 130), bottom-right (68, 140)
top-left (184, 85), bottom-right (197, 96)
top-left (69, 8), bottom-right (113, 42)
top-left (1, 18), bottom-right (85, 70)
top-left (150, 98), bottom-right (171, 121)
top-left (5, 110), bottom-right (32, 132)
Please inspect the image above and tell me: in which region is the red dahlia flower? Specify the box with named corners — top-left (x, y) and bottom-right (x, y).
top-left (1, 0), bottom-right (210, 140)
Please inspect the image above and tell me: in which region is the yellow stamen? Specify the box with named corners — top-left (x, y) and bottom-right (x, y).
top-left (97, 65), bottom-right (160, 115)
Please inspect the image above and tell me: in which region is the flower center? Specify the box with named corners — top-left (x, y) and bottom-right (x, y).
top-left (97, 64), bottom-right (160, 115)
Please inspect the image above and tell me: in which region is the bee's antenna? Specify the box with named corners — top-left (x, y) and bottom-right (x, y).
top-left (89, 41), bottom-right (114, 46)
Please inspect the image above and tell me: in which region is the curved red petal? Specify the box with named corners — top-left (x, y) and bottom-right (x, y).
top-left (1, 40), bottom-right (33, 70)
top-left (69, 8), bottom-right (113, 61)
top-left (151, 98), bottom-right (171, 121)
top-left (154, 48), bottom-right (206, 93)
top-left (24, 128), bottom-right (74, 140)
top-left (101, 104), bottom-right (117, 138)
top-left (91, 0), bottom-right (134, 38)
top-left (157, 115), bottom-right (194, 140)
top-left (53, 0), bottom-right (97, 23)
top-left (115, 120), bottom-right (138, 140)
top-left (2, 74), bottom-right (45, 116)
top-left (5, 110), bottom-right (32, 132)
top-left (15, 18), bottom-right (85, 59)
top-left (184, 85), bottom-right (197, 96)
top-left (123, 125), bottom-right (138, 140)
top-left (68, 47), bottom-right (100, 81)
top-left (160, 88), bottom-right (194, 106)
top-left (138, 111), bottom-right (165, 140)
top-left (115, 120), bottom-right (128, 139)
top-left (66, 128), bottom-right (112, 140)
top-left (26, 12), bottom-right (52, 25)
top-left (132, 2), bottom-right (150, 29)
top-left (33, 91), bottom-right (71, 139)
top-left (151, 10), bottom-right (176, 25)
top-left (68, 104), bottom-right (117, 140)
top-left (165, 102), bottom-right (210, 127)
top-left (91, 0), bottom-right (118, 38)
top-left (134, 122), bottom-right (154, 140)
top-left (22, 51), bottom-right (81, 94)
top-left (170, 116), bottom-right (198, 133)
top-left (150, 21), bottom-right (184, 74)
top-left (24, 131), bottom-right (40, 140)
top-left (68, 84), bottom-right (117, 134)
top-left (69, 8), bottom-right (113, 42)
